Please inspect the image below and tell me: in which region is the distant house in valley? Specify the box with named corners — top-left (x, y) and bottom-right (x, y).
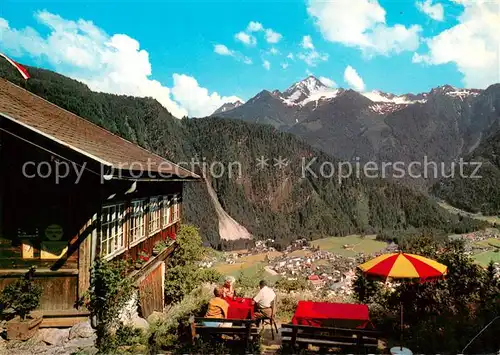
top-left (0, 78), bottom-right (200, 326)
top-left (307, 274), bottom-right (325, 289)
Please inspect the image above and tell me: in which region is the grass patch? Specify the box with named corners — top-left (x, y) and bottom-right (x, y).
top-left (474, 238), bottom-right (500, 248)
top-left (213, 251), bottom-right (282, 275)
top-left (287, 249), bottom-right (312, 257)
top-left (214, 261), bottom-right (280, 284)
top-left (311, 235), bottom-right (386, 257)
top-left (473, 250), bottom-right (500, 267)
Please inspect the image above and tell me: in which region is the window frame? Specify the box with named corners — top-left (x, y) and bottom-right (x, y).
top-left (162, 195), bottom-right (172, 228)
top-left (173, 196), bottom-right (180, 222)
top-left (148, 196), bottom-right (162, 237)
top-left (99, 203), bottom-right (126, 260)
top-left (129, 199), bottom-right (147, 248)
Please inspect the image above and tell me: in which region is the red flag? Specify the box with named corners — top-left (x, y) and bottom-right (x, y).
top-left (0, 53), bottom-right (30, 80)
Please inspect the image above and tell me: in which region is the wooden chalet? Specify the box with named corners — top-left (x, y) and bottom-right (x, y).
top-left (0, 78), bottom-right (200, 326)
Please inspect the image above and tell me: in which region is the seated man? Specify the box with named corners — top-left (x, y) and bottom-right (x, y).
top-left (253, 280), bottom-right (276, 323)
top-left (204, 287), bottom-right (229, 327)
top-left (222, 276), bottom-right (236, 299)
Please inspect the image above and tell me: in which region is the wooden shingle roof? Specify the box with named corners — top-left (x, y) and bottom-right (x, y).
top-left (0, 78), bottom-right (199, 180)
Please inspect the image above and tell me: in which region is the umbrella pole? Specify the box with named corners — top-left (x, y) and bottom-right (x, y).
top-left (400, 301), bottom-right (403, 351)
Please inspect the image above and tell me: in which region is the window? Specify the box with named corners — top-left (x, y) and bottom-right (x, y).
top-left (162, 196), bottom-right (171, 227)
top-left (173, 197), bottom-right (180, 222)
top-left (149, 197), bottom-right (161, 236)
top-left (130, 200), bottom-right (146, 244)
top-left (100, 204), bottom-right (125, 258)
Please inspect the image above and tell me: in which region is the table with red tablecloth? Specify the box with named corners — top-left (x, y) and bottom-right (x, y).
top-left (291, 301), bottom-right (373, 329)
top-left (225, 297), bottom-right (254, 319)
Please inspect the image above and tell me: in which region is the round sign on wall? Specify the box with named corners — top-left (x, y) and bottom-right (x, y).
top-left (45, 224), bottom-right (63, 241)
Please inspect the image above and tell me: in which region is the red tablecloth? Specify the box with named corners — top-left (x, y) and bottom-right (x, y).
top-left (225, 297), bottom-right (254, 319)
top-left (291, 301), bottom-right (372, 329)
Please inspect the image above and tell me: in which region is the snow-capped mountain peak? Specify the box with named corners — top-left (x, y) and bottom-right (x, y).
top-left (284, 76), bottom-right (327, 97)
top-left (281, 75), bottom-right (340, 107)
top-left (363, 90), bottom-right (427, 105)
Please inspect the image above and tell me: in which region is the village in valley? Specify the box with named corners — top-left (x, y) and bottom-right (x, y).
top-left (206, 230), bottom-right (500, 296)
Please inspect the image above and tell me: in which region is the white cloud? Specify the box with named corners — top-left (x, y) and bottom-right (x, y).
top-left (214, 44), bottom-right (233, 56)
top-left (262, 59), bottom-right (271, 70)
top-left (307, 0), bottom-right (422, 56)
top-left (302, 35), bottom-right (315, 49)
top-left (214, 43), bottom-right (253, 65)
top-left (281, 62), bottom-right (289, 69)
top-left (265, 29), bottom-right (282, 43)
top-left (171, 74), bottom-right (242, 117)
top-left (240, 21), bottom-right (282, 44)
top-left (319, 76), bottom-right (337, 87)
top-left (298, 50), bottom-right (328, 66)
top-left (247, 21), bottom-right (263, 32)
top-left (416, 0), bottom-right (444, 21)
top-left (0, 11), bottom-right (241, 118)
top-left (269, 47), bottom-right (279, 55)
top-left (287, 53), bottom-right (294, 60)
top-left (297, 34), bottom-right (327, 66)
top-left (234, 31), bottom-right (256, 46)
top-left (344, 65), bottom-right (366, 91)
top-left (412, 0), bottom-right (500, 88)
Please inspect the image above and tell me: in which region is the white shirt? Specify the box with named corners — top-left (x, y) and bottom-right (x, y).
top-left (253, 286), bottom-right (276, 308)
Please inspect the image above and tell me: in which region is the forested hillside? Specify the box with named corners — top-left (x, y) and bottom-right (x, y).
top-left (0, 62), bottom-right (486, 248)
top-left (433, 130), bottom-right (500, 215)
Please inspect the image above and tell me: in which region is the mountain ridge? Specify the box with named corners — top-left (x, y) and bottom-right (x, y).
top-left (213, 75), bottom-right (484, 117)
top-left (0, 63), bottom-right (487, 248)
top-left (213, 75), bottom-right (500, 188)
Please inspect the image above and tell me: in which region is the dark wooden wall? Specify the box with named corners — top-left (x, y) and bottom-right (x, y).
top-left (0, 117), bottom-right (186, 316)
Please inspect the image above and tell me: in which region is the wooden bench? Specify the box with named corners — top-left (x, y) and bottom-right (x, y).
top-left (189, 316), bottom-right (260, 352)
top-left (281, 323), bottom-right (382, 353)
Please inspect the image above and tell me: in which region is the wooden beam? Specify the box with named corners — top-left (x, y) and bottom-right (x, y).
top-left (78, 217), bottom-right (94, 299)
top-left (0, 269), bottom-right (78, 276)
top-left (41, 316), bottom-right (89, 328)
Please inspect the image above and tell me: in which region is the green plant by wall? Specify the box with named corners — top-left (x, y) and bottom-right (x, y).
top-left (164, 225), bottom-right (222, 304)
top-left (84, 259), bottom-right (135, 354)
top-left (0, 266), bottom-right (42, 320)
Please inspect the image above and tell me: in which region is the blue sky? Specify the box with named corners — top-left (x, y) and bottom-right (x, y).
top-left (0, 0), bottom-right (498, 117)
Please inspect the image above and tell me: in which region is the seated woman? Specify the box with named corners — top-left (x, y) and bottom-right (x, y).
top-left (203, 287), bottom-right (229, 327)
top-left (222, 276), bottom-right (236, 299)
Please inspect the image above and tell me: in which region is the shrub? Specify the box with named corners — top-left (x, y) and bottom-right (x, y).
top-left (352, 269), bottom-right (381, 304)
top-left (276, 293), bottom-right (299, 322)
top-left (84, 259), bottom-right (135, 354)
top-left (234, 265), bottom-right (266, 296)
top-left (275, 277), bottom-right (309, 292)
top-left (164, 225), bottom-right (222, 304)
top-left (0, 266), bottom-right (42, 320)
top-left (115, 324), bottom-right (144, 346)
top-left (148, 286), bottom-right (212, 352)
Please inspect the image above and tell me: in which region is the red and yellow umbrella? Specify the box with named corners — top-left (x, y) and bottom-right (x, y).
top-left (358, 252), bottom-right (447, 280)
top-left (358, 252), bottom-right (447, 353)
